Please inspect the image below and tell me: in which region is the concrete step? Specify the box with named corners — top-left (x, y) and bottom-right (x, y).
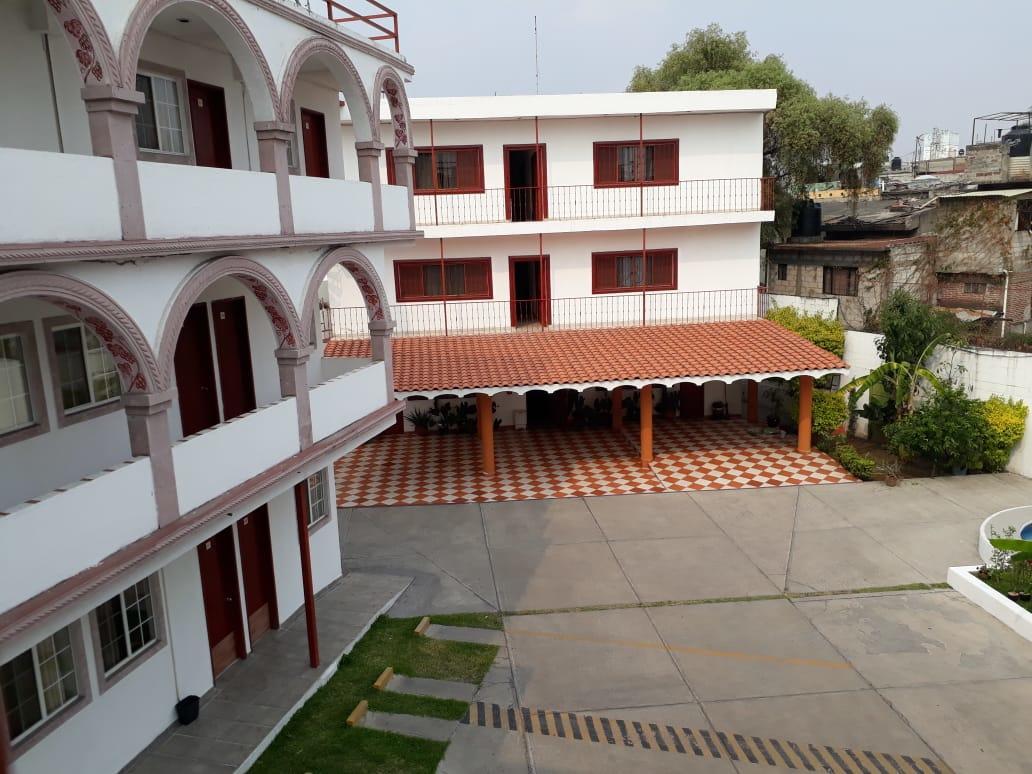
top-left (385, 674), bottom-right (478, 703)
top-left (361, 710), bottom-right (456, 742)
top-left (424, 624), bottom-right (506, 646)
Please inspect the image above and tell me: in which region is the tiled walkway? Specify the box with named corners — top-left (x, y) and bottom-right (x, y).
top-left (335, 419), bottom-right (854, 508)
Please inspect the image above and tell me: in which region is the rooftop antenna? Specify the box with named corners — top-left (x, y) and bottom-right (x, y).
top-left (534, 15), bottom-right (540, 95)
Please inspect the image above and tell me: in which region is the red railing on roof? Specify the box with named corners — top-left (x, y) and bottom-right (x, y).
top-left (321, 0), bottom-right (399, 52)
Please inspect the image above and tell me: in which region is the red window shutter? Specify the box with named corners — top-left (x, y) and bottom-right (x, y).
top-left (650, 141), bottom-right (678, 183)
top-left (464, 260), bottom-right (492, 298)
top-left (395, 263), bottom-right (424, 301)
top-left (647, 250), bottom-right (675, 289)
top-left (456, 147), bottom-right (483, 191)
top-left (594, 144), bottom-right (619, 186)
top-left (592, 253), bottom-right (618, 293)
top-left (385, 147), bottom-right (396, 185)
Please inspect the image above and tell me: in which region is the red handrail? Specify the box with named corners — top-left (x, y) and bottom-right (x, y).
top-left (322, 0), bottom-right (399, 52)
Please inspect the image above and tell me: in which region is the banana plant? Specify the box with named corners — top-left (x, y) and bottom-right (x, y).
top-left (989, 537), bottom-right (1032, 565)
top-left (839, 334), bottom-right (949, 418)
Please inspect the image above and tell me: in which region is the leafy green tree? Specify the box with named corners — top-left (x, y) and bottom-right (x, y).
top-left (629, 24), bottom-right (898, 239)
top-left (840, 334), bottom-right (948, 420)
top-left (876, 289), bottom-right (956, 363)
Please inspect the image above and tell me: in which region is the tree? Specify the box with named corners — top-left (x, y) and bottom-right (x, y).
top-left (629, 25), bottom-right (898, 240)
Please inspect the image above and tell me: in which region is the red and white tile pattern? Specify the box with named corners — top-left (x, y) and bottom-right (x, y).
top-left (335, 420), bottom-right (855, 509)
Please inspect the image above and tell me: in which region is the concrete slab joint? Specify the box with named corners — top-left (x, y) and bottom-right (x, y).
top-left (81, 85), bottom-right (147, 241)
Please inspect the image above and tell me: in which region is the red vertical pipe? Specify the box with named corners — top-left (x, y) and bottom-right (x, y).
top-left (439, 237), bottom-right (448, 336)
top-left (293, 480), bottom-right (320, 668)
top-left (641, 227), bottom-right (647, 326)
top-left (639, 114), bottom-right (646, 326)
top-left (429, 117), bottom-right (439, 226)
top-left (536, 116), bottom-right (545, 324)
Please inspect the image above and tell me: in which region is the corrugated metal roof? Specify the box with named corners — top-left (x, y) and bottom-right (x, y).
top-left (939, 188), bottom-right (1032, 199)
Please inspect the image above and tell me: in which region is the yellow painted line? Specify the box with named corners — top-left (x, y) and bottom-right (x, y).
top-left (505, 626), bottom-right (852, 671)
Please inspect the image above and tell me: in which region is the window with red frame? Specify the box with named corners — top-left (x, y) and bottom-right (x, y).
top-left (395, 259), bottom-right (493, 301)
top-left (591, 250), bottom-right (677, 293)
top-left (400, 146), bottom-right (484, 194)
top-left (594, 140), bottom-right (678, 187)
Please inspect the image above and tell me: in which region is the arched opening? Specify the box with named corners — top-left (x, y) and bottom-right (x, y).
top-left (279, 38), bottom-right (374, 180)
top-left (0, 0), bottom-right (114, 155)
top-left (370, 66), bottom-right (412, 187)
top-left (158, 257), bottom-right (302, 440)
top-left (0, 272), bottom-right (160, 509)
top-left (119, 0), bottom-right (278, 170)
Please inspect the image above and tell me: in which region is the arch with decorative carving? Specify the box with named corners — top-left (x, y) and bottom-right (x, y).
top-left (119, 0), bottom-right (278, 121)
top-left (299, 247), bottom-right (392, 342)
top-left (44, 0), bottom-right (118, 85)
top-left (279, 37), bottom-right (375, 142)
top-left (156, 256), bottom-right (303, 385)
top-left (371, 65), bottom-right (411, 149)
top-left (0, 271), bottom-right (161, 393)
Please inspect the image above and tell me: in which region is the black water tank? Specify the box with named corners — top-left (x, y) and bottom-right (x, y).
top-left (891, 156), bottom-right (902, 171)
top-left (792, 200), bottom-right (822, 238)
top-left (1001, 123), bottom-right (1032, 157)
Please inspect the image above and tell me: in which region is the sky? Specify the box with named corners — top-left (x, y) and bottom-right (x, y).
top-left (385, 0), bottom-right (1032, 158)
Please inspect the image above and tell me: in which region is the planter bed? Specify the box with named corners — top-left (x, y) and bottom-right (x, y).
top-left (947, 565), bottom-right (1032, 643)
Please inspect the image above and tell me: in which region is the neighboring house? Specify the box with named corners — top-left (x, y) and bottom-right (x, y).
top-left (324, 90), bottom-right (848, 470)
top-left (0, 2), bottom-right (416, 772)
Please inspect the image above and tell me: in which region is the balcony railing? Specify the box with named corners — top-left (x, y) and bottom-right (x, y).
top-left (414, 177), bottom-right (775, 227)
top-left (323, 287), bottom-right (770, 340)
top-left (320, 0), bottom-right (399, 51)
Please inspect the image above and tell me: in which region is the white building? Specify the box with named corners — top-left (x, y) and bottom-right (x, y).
top-left (328, 91), bottom-right (792, 441)
top-left (0, 1), bottom-right (417, 771)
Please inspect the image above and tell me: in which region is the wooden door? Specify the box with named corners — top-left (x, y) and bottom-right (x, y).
top-left (237, 505), bottom-right (278, 644)
top-left (211, 297), bottom-right (256, 422)
top-left (197, 527), bottom-right (246, 679)
top-left (508, 255), bottom-right (551, 327)
top-left (679, 384), bottom-right (705, 420)
top-left (300, 109), bottom-right (330, 178)
top-left (174, 303), bottom-right (221, 436)
top-left (187, 80), bottom-right (232, 169)
top-left (503, 144), bottom-right (547, 221)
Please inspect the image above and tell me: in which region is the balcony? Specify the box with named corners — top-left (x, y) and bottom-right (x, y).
top-left (309, 361), bottom-right (388, 441)
top-left (290, 176), bottom-right (374, 233)
top-left (0, 458), bottom-right (158, 611)
top-left (323, 287), bottom-right (770, 339)
top-left (414, 177), bottom-right (775, 232)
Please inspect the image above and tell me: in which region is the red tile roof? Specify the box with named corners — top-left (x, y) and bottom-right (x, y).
top-left (325, 319), bottom-right (847, 393)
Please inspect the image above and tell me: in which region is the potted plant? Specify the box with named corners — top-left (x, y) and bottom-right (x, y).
top-left (875, 460), bottom-right (902, 487)
top-left (405, 409), bottom-right (435, 436)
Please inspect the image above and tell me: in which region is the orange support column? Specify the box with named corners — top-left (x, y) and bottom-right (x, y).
top-left (477, 393), bottom-right (495, 475)
top-left (797, 375), bottom-right (814, 453)
top-left (611, 387), bottom-right (623, 430)
top-left (640, 385), bottom-right (653, 465)
top-left (747, 381), bottom-right (759, 424)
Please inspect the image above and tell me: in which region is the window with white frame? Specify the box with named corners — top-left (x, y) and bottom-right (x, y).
top-left (307, 470), bottom-right (329, 526)
top-left (135, 73), bottom-right (186, 154)
top-left (0, 332), bottom-right (34, 436)
top-left (1, 626), bottom-right (79, 742)
top-left (94, 578), bottom-right (158, 674)
top-left (51, 323), bottom-right (121, 413)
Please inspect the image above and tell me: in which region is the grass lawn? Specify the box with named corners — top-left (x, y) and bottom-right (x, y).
top-left (251, 613), bottom-right (501, 774)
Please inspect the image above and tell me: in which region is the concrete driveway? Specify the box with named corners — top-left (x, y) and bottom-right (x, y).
top-left (340, 474), bottom-right (1032, 773)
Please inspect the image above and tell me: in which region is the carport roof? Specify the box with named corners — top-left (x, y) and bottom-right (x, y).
top-left (325, 319), bottom-right (848, 398)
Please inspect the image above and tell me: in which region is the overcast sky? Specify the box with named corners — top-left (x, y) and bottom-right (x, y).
top-left (388, 0), bottom-right (1031, 158)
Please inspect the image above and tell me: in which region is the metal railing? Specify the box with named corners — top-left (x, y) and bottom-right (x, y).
top-left (414, 177), bottom-right (775, 227)
top-left (318, 0), bottom-right (399, 51)
top-left (323, 287), bottom-right (770, 340)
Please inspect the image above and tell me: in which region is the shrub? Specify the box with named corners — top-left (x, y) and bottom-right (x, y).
top-left (885, 385), bottom-right (988, 472)
top-left (790, 389), bottom-right (849, 439)
top-left (877, 290), bottom-right (957, 363)
top-left (980, 396), bottom-right (1028, 472)
top-left (832, 443), bottom-right (876, 481)
top-left (765, 306), bottom-right (845, 357)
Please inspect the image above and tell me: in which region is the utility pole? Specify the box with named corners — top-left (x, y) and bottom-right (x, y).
top-left (534, 15), bottom-right (540, 94)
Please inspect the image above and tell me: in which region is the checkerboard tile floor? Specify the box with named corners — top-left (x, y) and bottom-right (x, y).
top-left (335, 419), bottom-right (855, 508)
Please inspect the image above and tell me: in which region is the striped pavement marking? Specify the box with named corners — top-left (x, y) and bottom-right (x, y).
top-left (460, 701), bottom-right (952, 773)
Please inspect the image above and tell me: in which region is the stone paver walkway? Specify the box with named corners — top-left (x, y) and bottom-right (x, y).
top-left (335, 420), bottom-right (852, 507)
top-left (125, 571), bottom-right (411, 774)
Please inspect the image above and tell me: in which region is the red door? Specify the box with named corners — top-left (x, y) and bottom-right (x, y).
top-left (187, 80), bottom-right (232, 169)
top-left (503, 144), bottom-right (547, 221)
top-left (508, 255), bottom-right (551, 327)
top-left (237, 505), bottom-right (278, 644)
top-left (197, 527), bottom-right (246, 679)
top-left (174, 303), bottom-right (220, 436)
top-left (211, 297), bottom-right (256, 422)
top-left (300, 109), bottom-right (330, 178)
top-left (679, 384), bottom-right (705, 420)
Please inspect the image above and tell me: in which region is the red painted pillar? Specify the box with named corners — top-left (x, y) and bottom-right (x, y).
top-left (640, 385), bottom-right (653, 465)
top-left (476, 393), bottom-right (495, 475)
top-left (293, 480), bottom-right (320, 668)
top-left (797, 376), bottom-right (814, 453)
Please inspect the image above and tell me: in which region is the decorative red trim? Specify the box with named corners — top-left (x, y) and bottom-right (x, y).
top-left (393, 258), bottom-right (493, 302)
top-left (299, 246), bottom-right (393, 342)
top-left (372, 65), bottom-right (411, 149)
top-left (44, 0), bottom-right (117, 85)
top-left (0, 400), bottom-right (403, 645)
